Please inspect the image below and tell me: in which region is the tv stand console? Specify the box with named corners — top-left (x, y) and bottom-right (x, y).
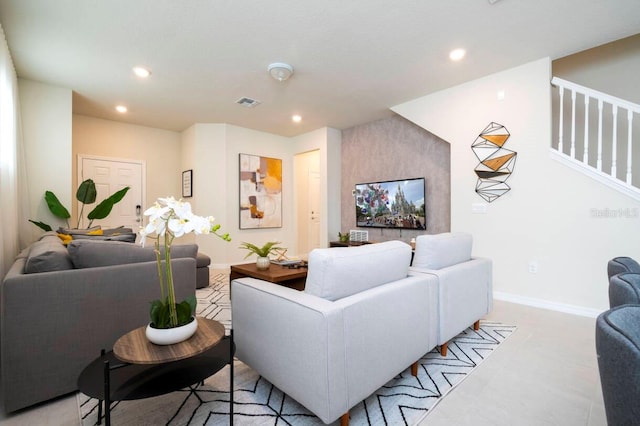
top-left (329, 241), bottom-right (373, 248)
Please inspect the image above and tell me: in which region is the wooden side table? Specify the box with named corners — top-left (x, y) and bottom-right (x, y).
top-left (230, 262), bottom-right (307, 291)
top-left (78, 318), bottom-right (234, 426)
top-left (113, 317), bottom-right (224, 363)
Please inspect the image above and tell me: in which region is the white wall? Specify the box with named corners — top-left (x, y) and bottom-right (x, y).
top-left (19, 79), bottom-right (72, 240)
top-left (393, 57), bottom-right (640, 315)
top-left (182, 124), bottom-right (293, 267)
top-left (553, 33), bottom-right (640, 104)
top-left (180, 124), bottom-right (342, 267)
top-left (181, 124), bottom-right (228, 265)
top-left (73, 115), bottom-right (182, 212)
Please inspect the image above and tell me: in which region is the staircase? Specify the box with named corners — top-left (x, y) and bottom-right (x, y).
top-left (550, 77), bottom-right (640, 200)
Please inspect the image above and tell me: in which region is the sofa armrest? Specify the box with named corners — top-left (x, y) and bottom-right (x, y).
top-left (231, 277), bottom-right (348, 423)
top-left (1, 258), bottom-right (196, 412)
top-left (231, 274), bottom-right (438, 424)
top-left (410, 257), bottom-right (492, 344)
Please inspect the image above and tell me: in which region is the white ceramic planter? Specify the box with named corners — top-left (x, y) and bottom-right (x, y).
top-left (146, 317), bottom-right (198, 345)
top-left (256, 256), bottom-right (271, 270)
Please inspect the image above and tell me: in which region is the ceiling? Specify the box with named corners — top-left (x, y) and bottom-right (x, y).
top-left (1, 0), bottom-right (639, 137)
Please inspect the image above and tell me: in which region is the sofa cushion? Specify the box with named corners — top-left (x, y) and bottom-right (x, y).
top-left (67, 239), bottom-right (197, 269)
top-left (23, 234), bottom-right (74, 273)
top-left (412, 232), bottom-right (472, 270)
top-left (305, 240), bottom-right (411, 301)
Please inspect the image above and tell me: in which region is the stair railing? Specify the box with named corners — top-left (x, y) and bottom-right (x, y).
top-left (551, 77), bottom-right (640, 198)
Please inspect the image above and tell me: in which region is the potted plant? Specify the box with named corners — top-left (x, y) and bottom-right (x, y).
top-left (139, 196), bottom-right (231, 345)
top-left (29, 179), bottom-right (130, 231)
top-left (239, 241), bottom-right (283, 270)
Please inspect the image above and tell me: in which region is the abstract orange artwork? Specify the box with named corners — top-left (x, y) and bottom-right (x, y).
top-left (239, 153), bottom-right (283, 228)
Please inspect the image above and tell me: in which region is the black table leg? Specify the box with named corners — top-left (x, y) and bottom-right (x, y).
top-left (230, 329), bottom-right (234, 425)
top-left (103, 359), bottom-right (111, 426)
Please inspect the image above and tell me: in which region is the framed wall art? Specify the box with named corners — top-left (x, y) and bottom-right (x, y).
top-left (239, 153), bottom-right (282, 229)
top-left (471, 122), bottom-right (517, 203)
top-left (182, 169), bottom-right (193, 198)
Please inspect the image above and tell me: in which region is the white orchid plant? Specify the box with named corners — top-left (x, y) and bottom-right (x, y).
top-left (140, 196), bottom-right (231, 329)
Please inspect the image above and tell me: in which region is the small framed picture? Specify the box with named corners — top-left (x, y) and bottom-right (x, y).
top-left (182, 169), bottom-right (193, 198)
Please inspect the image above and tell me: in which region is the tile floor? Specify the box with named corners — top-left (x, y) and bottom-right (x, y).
top-left (0, 300), bottom-right (606, 425)
top-left (419, 300), bottom-right (606, 426)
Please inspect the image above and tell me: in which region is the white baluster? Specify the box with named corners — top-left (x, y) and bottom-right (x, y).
top-left (558, 86), bottom-right (564, 153)
top-left (597, 99), bottom-right (603, 171)
top-left (571, 90), bottom-right (576, 158)
top-left (584, 96), bottom-right (590, 163)
top-left (612, 105), bottom-right (618, 179)
top-left (627, 109), bottom-right (633, 184)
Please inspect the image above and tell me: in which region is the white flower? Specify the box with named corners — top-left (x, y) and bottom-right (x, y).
top-left (139, 196), bottom-right (231, 328)
top-left (139, 196), bottom-right (229, 243)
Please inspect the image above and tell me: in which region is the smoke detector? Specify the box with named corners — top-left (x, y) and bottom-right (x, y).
top-left (268, 63), bottom-right (294, 82)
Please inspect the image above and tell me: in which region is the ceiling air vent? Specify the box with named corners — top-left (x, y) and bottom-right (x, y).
top-left (236, 97), bottom-right (261, 108)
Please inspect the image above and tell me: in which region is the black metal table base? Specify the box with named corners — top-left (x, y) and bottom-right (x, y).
top-left (78, 331), bottom-right (235, 426)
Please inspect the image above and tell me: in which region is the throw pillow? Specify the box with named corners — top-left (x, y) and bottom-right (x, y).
top-left (412, 232), bottom-right (472, 270)
top-left (305, 240), bottom-right (411, 301)
top-left (24, 235), bottom-right (74, 273)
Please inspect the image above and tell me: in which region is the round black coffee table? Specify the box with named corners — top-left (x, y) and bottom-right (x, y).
top-left (77, 318), bottom-right (234, 425)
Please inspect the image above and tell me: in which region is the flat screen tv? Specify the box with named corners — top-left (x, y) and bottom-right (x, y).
top-left (354, 177), bottom-right (426, 229)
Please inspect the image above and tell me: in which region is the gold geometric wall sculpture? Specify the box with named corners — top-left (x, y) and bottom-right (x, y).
top-left (471, 122), bottom-right (517, 202)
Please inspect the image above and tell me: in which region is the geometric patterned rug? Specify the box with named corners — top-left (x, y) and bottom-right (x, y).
top-left (78, 273), bottom-right (516, 426)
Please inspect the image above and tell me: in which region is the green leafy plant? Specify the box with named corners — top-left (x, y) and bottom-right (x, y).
top-left (239, 241), bottom-right (283, 259)
top-left (338, 231), bottom-right (350, 242)
top-left (29, 179), bottom-right (130, 231)
top-left (149, 296), bottom-right (197, 330)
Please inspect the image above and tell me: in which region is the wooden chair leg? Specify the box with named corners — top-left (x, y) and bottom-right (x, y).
top-left (411, 361), bottom-right (419, 376)
top-left (340, 412), bottom-right (349, 426)
top-left (474, 320), bottom-right (480, 331)
top-left (440, 342), bottom-right (448, 356)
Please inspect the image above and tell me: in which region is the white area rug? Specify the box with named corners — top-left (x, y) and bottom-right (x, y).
top-left (78, 273), bottom-right (515, 425)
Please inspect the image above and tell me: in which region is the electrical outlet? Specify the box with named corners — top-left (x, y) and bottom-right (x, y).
top-left (528, 261), bottom-right (538, 274)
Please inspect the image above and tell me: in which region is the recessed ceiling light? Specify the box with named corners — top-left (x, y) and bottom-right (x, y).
top-left (115, 105), bottom-right (128, 113)
top-left (449, 48), bottom-right (466, 61)
top-left (132, 66), bottom-right (151, 78)
top-left (292, 115), bottom-right (302, 123)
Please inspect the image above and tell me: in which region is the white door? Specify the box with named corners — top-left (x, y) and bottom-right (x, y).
top-left (295, 150), bottom-right (321, 256)
top-left (308, 170), bottom-right (321, 250)
top-left (78, 156), bottom-right (144, 231)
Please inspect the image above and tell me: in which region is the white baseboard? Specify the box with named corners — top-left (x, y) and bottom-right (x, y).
top-left (493, 291), bottom-right (604, 318)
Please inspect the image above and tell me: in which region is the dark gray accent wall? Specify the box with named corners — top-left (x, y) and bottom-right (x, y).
top-left (341, 114), bottom-right (451, 244)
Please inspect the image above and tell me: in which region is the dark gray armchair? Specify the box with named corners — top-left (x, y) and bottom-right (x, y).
top-left (607, 256), bottom-right (640, 279)
top-left (609, 273), bottom-right (640, 308)
top-left (595, 305), bottom-right (640, 425)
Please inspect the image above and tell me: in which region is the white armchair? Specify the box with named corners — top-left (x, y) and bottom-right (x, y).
top-left (409, 232), bottom-right (493, 356)
top-left (231, 241), bottom-right (439, 425)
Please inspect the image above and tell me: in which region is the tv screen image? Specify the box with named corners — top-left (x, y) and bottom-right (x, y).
top-left (355, 178), bottom-right (426, 229)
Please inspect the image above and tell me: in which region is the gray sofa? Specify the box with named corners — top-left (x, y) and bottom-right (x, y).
top-left (232, 241), bottom-right (439, 424)
top-left (0, 233), bottom-right (198, 413)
